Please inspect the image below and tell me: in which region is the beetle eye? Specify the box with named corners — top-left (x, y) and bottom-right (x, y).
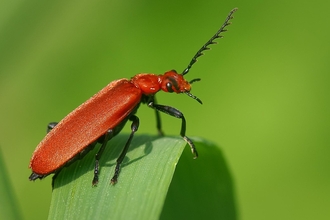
top-left (166, 82), bottom-right (174, 92)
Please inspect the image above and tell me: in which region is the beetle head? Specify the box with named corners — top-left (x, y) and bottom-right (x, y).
top-left (160, 70), bottom-right (202, 104)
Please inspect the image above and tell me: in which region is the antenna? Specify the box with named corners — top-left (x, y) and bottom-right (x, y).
top-left (181, 8), bottom-right (238, 76)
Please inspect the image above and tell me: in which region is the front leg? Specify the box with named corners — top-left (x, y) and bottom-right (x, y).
top-left (153, 96), bottom-right (164, 136)
top-left (148, 101), bottom-right (198, 159)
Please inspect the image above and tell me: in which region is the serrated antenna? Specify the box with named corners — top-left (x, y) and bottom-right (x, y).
top-left (182, 8), bottom-right (238, 76)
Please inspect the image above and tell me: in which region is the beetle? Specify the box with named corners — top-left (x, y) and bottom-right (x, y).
top-left (29, 8), bottom-right (237, 185)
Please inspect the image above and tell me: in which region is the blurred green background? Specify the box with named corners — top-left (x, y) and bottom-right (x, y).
top-left (1, 0), bottom-right (329, 219)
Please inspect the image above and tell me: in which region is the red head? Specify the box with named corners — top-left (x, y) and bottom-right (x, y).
top-left (158, 70), bottom-right (202, 104)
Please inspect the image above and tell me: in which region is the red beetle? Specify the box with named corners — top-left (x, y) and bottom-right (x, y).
top-left (29, 8), bottom-right (237, 185)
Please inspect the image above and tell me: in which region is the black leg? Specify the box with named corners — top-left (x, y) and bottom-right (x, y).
top-left (47, 122), bottom-right (58, 133)
top-left (111, 115), bottom-right (139, 184)
top-left (29, 172), bottom-right (44, 181)
top-left (92, 129), bottom-right (114, 186)
top-left (148, 101), bottom-right (198, 159)
top-left (153, 97), bottom-right (164, 136)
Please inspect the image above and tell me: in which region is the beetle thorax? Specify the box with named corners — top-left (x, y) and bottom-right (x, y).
top-left (131, 73), bottom-right (161, 95)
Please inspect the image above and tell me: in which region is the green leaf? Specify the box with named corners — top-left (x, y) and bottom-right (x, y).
top-left (0, 148), bottom-right (23, 220)
top-left (49, 135), bottom-right (236, 220)
top-left (160, 138), bottom-right (237, 220)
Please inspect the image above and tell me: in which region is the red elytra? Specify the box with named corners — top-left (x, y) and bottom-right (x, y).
top-left (30, 79), bottom-right (141, 174)
top-left (29, 8), bottom-right (237, 185)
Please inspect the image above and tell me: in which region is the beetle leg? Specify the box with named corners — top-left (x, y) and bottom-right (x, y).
top-left (147, 102), bottom-right (198, 159)
top-left (111, 115), bottom-right (139, 184)
top-left (92, 129), bottom-right (115, 186)
top-left (29, 172), bottom-right (44, 181)
top-left (153, 97), bottom-right (164, 136)
top-left (47, 122), bottom-right (58, 133)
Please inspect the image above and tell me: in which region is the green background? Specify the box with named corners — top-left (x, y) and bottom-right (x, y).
top-left (1, 0), bottom-right (329, 219)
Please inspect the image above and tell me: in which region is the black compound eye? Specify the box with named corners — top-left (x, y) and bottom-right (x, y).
top-left (166, 82), bottom-right (174, 92)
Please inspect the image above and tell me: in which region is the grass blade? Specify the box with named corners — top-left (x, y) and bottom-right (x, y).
top-left (49, 135), bottom-right (236, 220)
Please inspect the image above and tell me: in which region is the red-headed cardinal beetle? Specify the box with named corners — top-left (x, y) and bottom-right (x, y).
top-left (29, 8), bottom-right (237, 185)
